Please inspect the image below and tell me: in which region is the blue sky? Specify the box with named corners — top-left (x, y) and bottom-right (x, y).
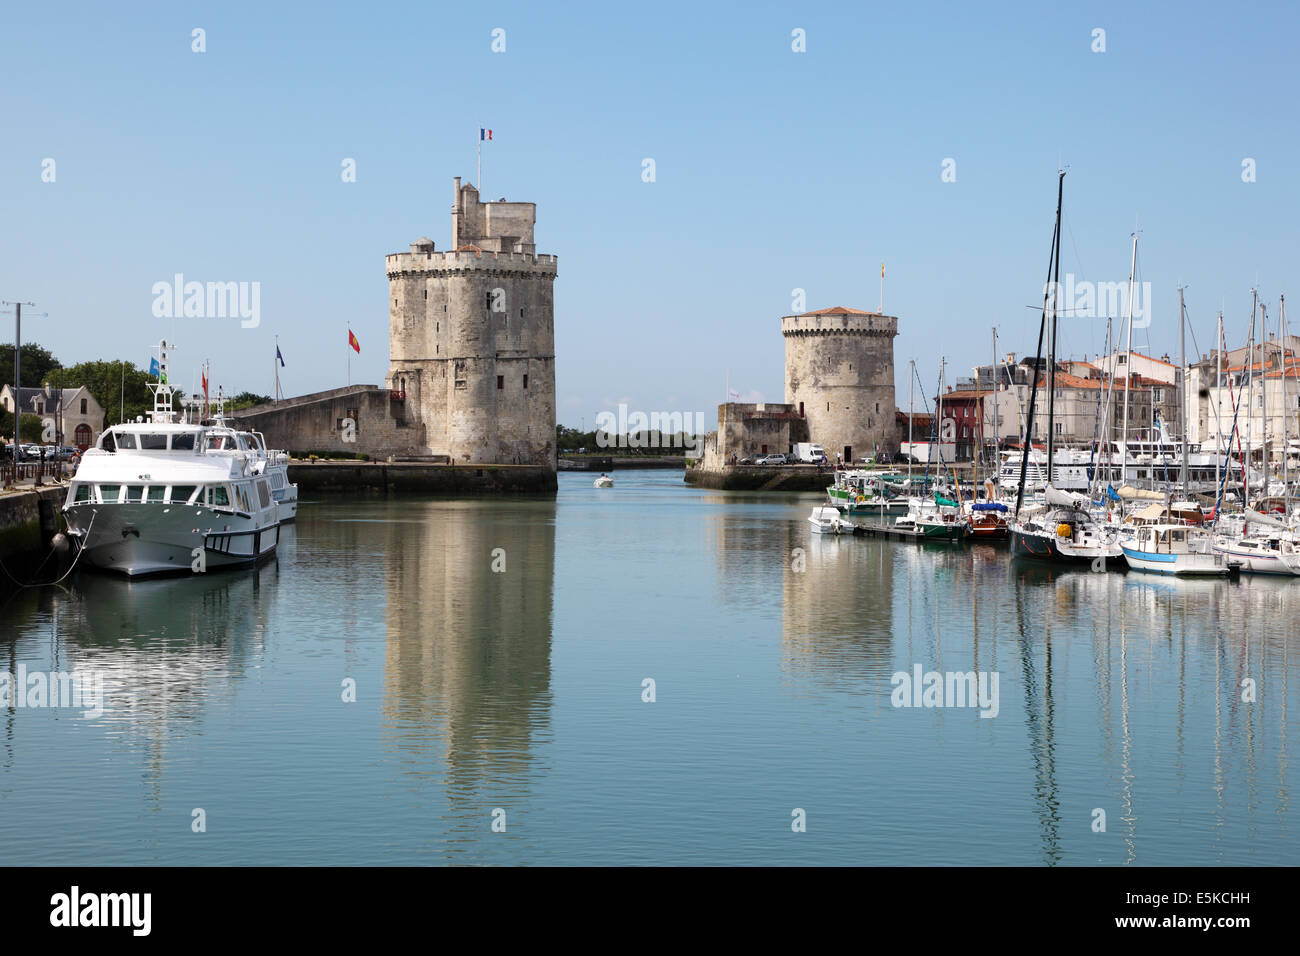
top-left (2, 0), bottom-right (1297, 424)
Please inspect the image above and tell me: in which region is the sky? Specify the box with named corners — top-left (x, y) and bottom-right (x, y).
top-left (2, 0), bottom-right (1298, 426)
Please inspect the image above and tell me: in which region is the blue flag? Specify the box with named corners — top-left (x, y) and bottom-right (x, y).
top-left (277, 346), bottom-right (285, 367)
top-left (149, 357), bottom-right (160, 378)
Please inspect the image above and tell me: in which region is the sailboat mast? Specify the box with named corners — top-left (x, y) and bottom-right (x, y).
top-left (1014, 171), bottom-right (1064, 517)
top-left (1215, 312), bottom-right (1223, 500)
top-left (908, 358), bottom-right (915, 487)
top-left (1246, 289), bottom-right (1258, 506)
top-left (1120, 233), bottom-right (1139, 487)
top-left (1046, 198), bottom-right (1063, 483)
top-left (1179, 286), bottom-right (1188, 496)
top-left (1282, 294), bottom-right (1292, 508)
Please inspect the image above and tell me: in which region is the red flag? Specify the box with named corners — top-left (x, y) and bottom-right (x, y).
top-left (348, 330), bottom-right (360, 353)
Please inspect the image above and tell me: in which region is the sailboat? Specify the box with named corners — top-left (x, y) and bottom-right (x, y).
top-left (1008, 172), bottom-right (1122, 565)
top-left (1118, 288), bottom-right (1229, 575)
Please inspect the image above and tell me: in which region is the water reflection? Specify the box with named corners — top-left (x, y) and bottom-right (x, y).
top-left (379, 499), bottom-right (556, 856)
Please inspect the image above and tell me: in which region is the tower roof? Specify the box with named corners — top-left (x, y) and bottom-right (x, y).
top-left (793, 306), bottom-right (876, 317)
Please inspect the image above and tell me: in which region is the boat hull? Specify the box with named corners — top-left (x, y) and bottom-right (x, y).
top-left (64, 503), bottom-right (279, 578)
top-left (1010, 528), bottom-right (1112, 565)
top-left (1120, 545), bottom-right (1229, 576)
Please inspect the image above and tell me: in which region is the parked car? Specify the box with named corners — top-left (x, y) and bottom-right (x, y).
top-left (755, 454), bottom-right (788, 465)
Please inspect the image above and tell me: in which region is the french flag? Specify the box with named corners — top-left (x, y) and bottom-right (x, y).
top-left (480, 128), bottom-right (492, 141)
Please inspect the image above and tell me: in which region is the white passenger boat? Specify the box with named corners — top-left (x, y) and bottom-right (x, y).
top-left (1120, 523), bottom-right (1229, 576)
top-left (61, 344), bottom-right (281, 577)
top-left (594, 474), bottom-right (614, 488)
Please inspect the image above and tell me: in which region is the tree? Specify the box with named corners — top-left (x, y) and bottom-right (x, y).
top-left (59, 360), bottom-right (155, 426)
top-left (0, 342), bottom-right (61, 388)
top-left (226, 391), bottom-right (272, 411)
top-left (18, 413), bottom-right (44, 443)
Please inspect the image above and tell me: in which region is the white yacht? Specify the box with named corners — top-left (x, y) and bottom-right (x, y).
top-left (62, 345), bottom-right (281, 577)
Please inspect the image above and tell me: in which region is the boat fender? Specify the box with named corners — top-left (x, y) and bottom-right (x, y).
top-left (1056, 523), bottom-right (1073, 538)
top-left (855, 495), bottom-right (866, 505)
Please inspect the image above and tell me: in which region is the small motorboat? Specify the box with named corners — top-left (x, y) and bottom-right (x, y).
top-left (808, 505), bottom-right (851, 535)
top-left (593, 474), bottom-right (614, 488)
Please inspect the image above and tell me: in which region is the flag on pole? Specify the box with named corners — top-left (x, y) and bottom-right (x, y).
top-left (727, 388), bottom-right (740, 401)
top-left (149, 357), bottom-right (160, 378)
top-left (348, 330), bottom-right (361, 353)
top-left (881, 262), bottom-right (885, 278)
top-left (480, 128), bottom-right (492, 141)
top-left (277, 345), bottom-right (286, 367)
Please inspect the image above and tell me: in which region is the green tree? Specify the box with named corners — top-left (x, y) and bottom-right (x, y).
top-left (0, 342), bottom-right (61, 388)
top-left (18, 413), bottom-right (44, 443)
top-left (226, 391), bottom-right (272, 411)
top-left (59, 360), bottom-right (155, 426)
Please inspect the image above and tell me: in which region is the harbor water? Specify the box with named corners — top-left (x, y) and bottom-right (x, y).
top-left (0, 470), bottom-right (1293, 865)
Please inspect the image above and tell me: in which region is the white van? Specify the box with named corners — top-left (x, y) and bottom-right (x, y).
top-left (791, 442), bottom-right (827, 464)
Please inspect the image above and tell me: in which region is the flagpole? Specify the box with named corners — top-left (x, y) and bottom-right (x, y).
top-left (477, 125), bottom-right (482, 192)
top-left (880, 262), bottom-right (884, 313)
top-left (347, 326), bottom-right (351, 386)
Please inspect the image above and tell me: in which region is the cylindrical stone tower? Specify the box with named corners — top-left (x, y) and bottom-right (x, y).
top-left (386, 179), bottom-right (557, 467)
top-left (783, 306), bottom-right (898, 464)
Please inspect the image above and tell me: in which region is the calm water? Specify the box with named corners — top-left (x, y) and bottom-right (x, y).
top-left (0, 470), bottom-right (1293, 865)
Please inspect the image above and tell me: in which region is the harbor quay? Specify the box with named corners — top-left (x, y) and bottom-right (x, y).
top-left (286, 459), bottom-right (556, 494)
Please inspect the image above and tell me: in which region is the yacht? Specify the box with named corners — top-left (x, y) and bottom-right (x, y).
top-left (62, 350), bottom-right (281, 577)
top-left (1010, 486), bottom-right (1123, 565)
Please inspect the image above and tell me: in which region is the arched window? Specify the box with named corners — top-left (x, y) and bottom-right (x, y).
top-left (74, 424), bottom-right (92, 449)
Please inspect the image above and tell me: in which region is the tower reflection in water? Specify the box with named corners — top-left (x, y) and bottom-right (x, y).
top-left (379, 498), bottom-right (555, 857)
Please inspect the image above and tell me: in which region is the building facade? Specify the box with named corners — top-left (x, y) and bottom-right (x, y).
top-left (1, 383), bottom-right (106, 449)
top-left (783, 307), bottom-right (897, 464)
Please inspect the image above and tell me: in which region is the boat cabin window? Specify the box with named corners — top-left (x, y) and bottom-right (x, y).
top-left (147, 485), bottom-right (166, 503)
top-left (97, 484), bottom-right (121, 503)
top-left (236, 485), bottom-right (251, 512)
top-left (207, 484), bottom-right (231, 507)
top-left (114, 433), bottom-right (137, 450)
top-left (72, 483), bottom-right (91, 503)
top-left (138, 434), bottom-right (169, 450)
top-left (172, 433), bottom-right (197, 450)
top-left (1170, 529), bottom-right (1185, 543)
top-left (170, 485), bottom-right (197, 504)
top-left (256, 480), bottom-right (271, 509)
top-left (124, 484), bottom-right (146, 502)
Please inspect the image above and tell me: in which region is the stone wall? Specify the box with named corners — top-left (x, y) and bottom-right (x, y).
top-left (230, 385), bottom-right (421, 459)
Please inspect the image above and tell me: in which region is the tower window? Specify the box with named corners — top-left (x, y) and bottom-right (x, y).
top-left (523, 374), bottom-right (529, 389)
top-left (497, 375), bottom-right (504, 390)
top-left (423, 290), bottom-right (427, 300)
top-left (393, 298), bottom-right (397, 307)
top-left (520, 308), bottom-right (524, 318)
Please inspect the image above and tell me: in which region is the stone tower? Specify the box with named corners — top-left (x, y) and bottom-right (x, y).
top-left (386, 178), bottom-right (557, 466)
top-left (783, 306), bottom-right (898, 463)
